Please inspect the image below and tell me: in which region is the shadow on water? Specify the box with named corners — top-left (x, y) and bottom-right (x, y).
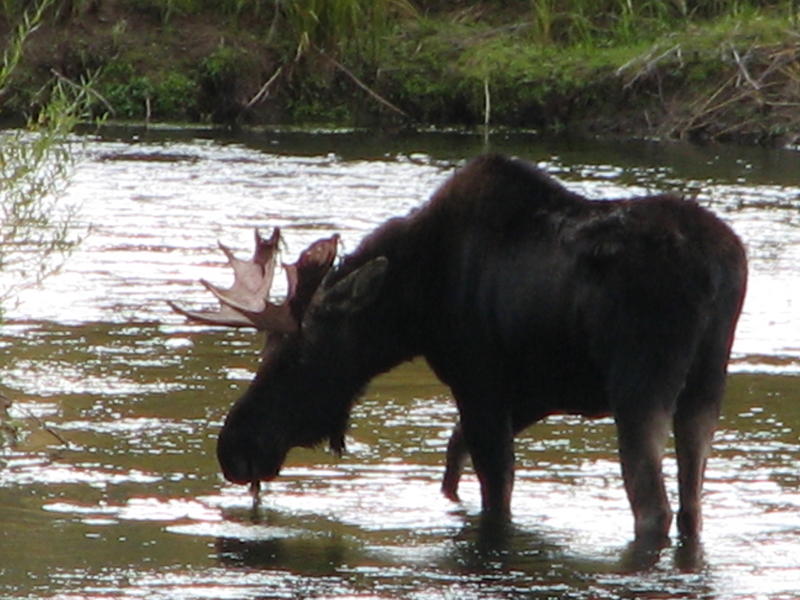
top-left (210, 505), bottom-right (719, 599)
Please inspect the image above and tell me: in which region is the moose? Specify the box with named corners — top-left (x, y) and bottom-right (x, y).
top-left (170, 154), bottom-right (747, 545)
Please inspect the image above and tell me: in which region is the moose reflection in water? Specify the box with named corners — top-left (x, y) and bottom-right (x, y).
top-left (171, 154), bottom-right (747, 547)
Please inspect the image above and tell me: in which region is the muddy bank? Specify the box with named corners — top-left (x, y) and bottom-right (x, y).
top-left (2, 2), bottom-right (800, 144)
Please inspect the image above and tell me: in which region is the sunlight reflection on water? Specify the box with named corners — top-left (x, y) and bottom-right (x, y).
top-left (6, 134), bottom-right (798, 374)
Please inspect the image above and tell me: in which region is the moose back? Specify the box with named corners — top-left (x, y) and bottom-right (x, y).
top-left (171, 154), bottom-right (747, 544)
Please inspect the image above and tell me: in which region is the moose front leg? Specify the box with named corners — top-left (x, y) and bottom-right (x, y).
top-left (442, 414), bottom-right (544, 504)
top-left (457, 403), bottom-right (515, 516)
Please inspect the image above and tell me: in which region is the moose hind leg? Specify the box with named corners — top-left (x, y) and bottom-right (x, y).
top-left (614, 405), bottom-right (673, 544)
top-left (442, 421), bottom-right (467, 502)
top-left (673, 353), bottom-right (727, 540)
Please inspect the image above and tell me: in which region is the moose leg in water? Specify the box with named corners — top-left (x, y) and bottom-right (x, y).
top-left (673, 373), bottom-right (723, 541)
top-left (442, 421), bottom-right (467, 501)
top-left (673, 289), bottom-right (744, 540)
top-left (442, 417), bottom-right (536, 503)
top-left (613, 400), bottom-right (674, 543)
top-left (454, 394), bottom-right (516, 516)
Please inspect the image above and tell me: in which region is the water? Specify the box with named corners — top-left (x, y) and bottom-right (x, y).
top-left (0, 127), bottom-right (798, 599)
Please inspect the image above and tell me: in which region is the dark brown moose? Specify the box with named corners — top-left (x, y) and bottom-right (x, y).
top-left (171, 154), bottom-right (747, 545)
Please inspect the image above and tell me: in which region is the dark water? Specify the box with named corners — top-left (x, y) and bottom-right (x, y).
top-left (0, 128), bottom-right (798, 599)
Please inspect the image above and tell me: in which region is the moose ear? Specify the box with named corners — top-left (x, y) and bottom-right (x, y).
top-left (319, 256), bottom-right (389, 315)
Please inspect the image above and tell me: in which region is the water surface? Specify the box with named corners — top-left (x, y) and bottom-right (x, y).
top-left (0, 128), bottom-right (798, 599)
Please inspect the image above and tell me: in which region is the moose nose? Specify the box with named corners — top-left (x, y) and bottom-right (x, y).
top-left (216, 427), bottom-right (253, 484)
top-left (223, 458), bottom-right (253, 485)
top-left (216, 446), bottom-right (253, 485)
top-left (216, 426), bottom-right (285, 485)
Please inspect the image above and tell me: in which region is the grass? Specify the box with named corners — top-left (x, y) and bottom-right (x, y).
top-left (376, 1), bottom-right (800, 139)
top-left (280, 0), bottom-right (417, 59)
top-left (1, 1), bottom-right (799, 138)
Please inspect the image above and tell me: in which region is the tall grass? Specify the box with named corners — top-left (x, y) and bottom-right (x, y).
top-left (280, 0), bottom-right (418, 62)
top-left (528, 0), bottom-right (797, 47)
top-left (1, 1), bottom-right (791, 51)
top-left (0, 0), bottom-right (417, 63)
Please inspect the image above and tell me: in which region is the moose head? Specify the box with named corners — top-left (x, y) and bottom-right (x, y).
top-left (170, 228), bottom-right (389, 493)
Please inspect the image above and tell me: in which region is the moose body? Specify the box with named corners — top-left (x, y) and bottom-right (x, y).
top-left (174, 154), bottom-right (747, 544)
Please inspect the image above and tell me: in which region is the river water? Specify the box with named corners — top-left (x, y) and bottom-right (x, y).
top-left (0, 127), bottom-right (798, 599)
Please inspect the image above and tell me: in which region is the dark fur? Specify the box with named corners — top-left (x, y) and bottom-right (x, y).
top-left (217, 154), bottom-right (747, 544)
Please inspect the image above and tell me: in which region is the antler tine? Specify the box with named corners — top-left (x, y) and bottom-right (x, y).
top-left (169, 228), bottom-right (339, 333)
top-left (200, 276), bottom-right (299, 333)
top-left (169, 227), bottom-right (296, 332)
top-left (167, 298), bottom-right (257, 328)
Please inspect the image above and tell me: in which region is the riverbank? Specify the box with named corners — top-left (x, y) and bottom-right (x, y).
top-left (2, 1), bottom-right (800, 144)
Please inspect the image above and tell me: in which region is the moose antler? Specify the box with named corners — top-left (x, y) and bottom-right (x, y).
top-left (169, 228), bottom-right (339, 333)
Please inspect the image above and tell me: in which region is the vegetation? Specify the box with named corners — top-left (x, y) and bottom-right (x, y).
top-left (1, 2), bottom-right (99, 315)
top-left (1, 0), bottom-right (93, 313)
top-left (1, 0), bottom-right (99, 448)
top-left (0, 1), bottom-right (799, 140)
top-left (0, 391), bottom-right (21, 447)
top-left (394, 3), bottom-right (800, 140)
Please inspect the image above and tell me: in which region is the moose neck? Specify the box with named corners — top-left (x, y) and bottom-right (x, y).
top-left (248, 217), bottom-right (431, 452)
top-left (308, 234), bottom-right (427, 386)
